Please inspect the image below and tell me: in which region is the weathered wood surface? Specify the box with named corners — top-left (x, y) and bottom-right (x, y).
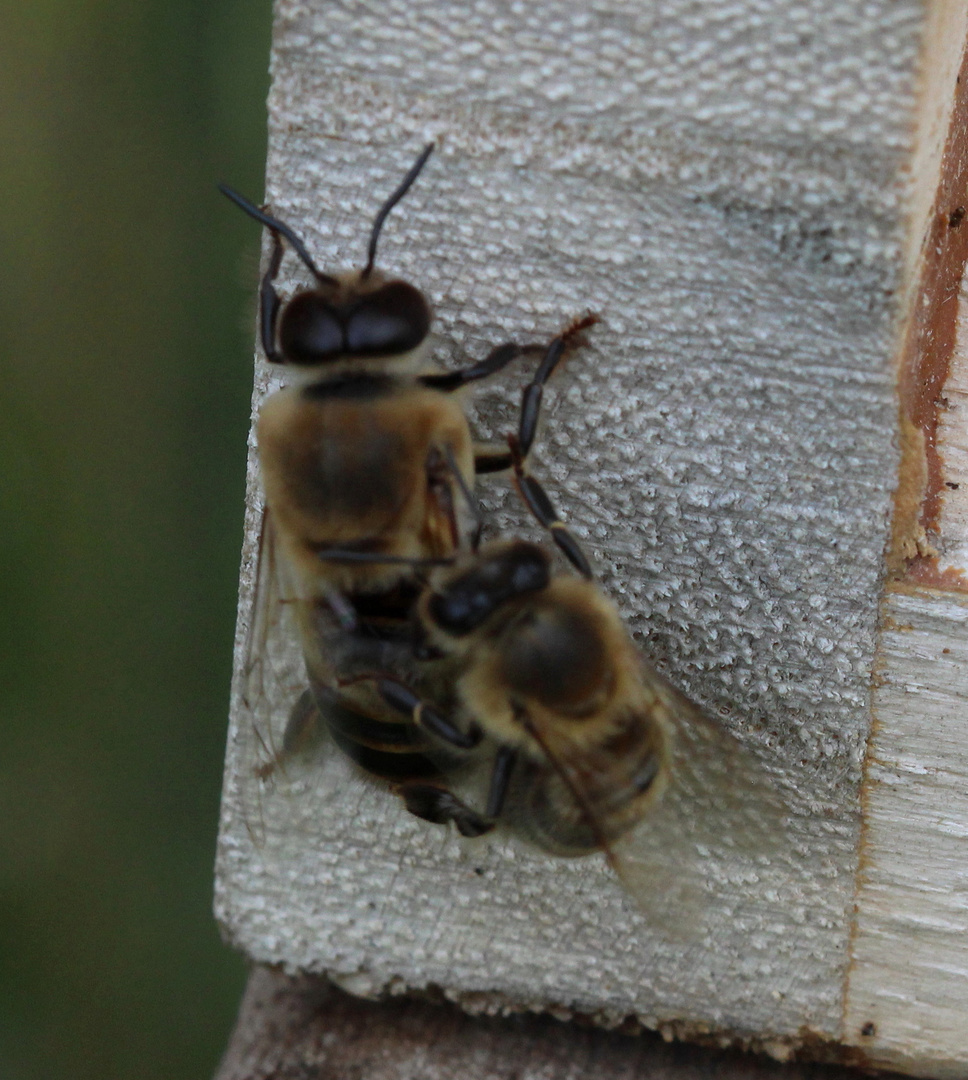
top-left (215, 1), bottom-right (968, 1076)
top-left (845, 588), bottom-right (968, 1077)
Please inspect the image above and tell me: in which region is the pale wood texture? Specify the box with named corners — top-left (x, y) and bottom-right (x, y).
top-left (836, 9), bottom-right (968, 1073)
top-left (938, 280), bottom-right (968, 571)
top-left (903, 5), bottom-right (968, 290)
top-left (215, 1), bottom-right (968, 1076)
top-left (845, 588), bottom-right (968, 1077)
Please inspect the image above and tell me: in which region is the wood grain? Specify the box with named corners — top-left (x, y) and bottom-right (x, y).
top-left (844, 588), bottom-right (968, 1076)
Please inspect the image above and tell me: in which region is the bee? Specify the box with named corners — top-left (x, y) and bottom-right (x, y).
top-left (220, 144), bottom-right (596, 827)
top-left (220, 144), bottom-right (586, 609)
top-left (336, 448), bottom-right (793, 927)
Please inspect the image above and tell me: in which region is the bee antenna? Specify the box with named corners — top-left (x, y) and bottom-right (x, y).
top-left (362, 143), bottom-right (435, 280)
top-left (217, 182), bottom-right (338, 286)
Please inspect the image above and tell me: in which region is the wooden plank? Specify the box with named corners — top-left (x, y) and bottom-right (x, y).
top-left (844, 587), bottom-right (968, 1077)
top-left (841, 40), bottom-right (968, 1060)
top-left (214, 1), bottom-right (968, 1074)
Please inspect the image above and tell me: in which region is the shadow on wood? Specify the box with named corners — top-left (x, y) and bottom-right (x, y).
top-left (215, 966), bottom-right (902, 1080)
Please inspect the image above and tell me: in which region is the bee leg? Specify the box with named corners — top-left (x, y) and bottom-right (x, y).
top-left (418, 341), bottom-right (537, 395)
top-left (281, 688), bottom-right (321, 756)
top-left (473, 314), bottom-right (599, 473)
top-left (509, 440), bottom-right (593, 579)
top-left (314, 549), bottom-right (453, 569)
top-left (428, 443), bottom-right (489, 557)
top-left (388, 750), bottom-right (514, 841)
top-left (485, 746), bottom-right (517, 818)
top-left (374, 677), bottom-right (483, 750)
top-left (396, 781), bottom-right (494, 837)
top-left (516, 315), bottom-right (598, 457)
top-left (321, 587), bottom-right (359, 634)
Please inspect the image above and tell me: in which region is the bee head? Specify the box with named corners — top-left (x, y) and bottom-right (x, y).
top-left (418, 541), bottom-right (552, 650)
top-left (220, 143), bottom-right (436, 370)
top-left (278, 273), bottom-right (432, 367)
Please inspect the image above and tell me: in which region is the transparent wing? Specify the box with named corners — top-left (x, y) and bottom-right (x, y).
top-left (232, 511), bottom-right (451, 849)
top-left (609, 668), bottom-right (796, 943)
top-left (233, 510), bottom-right (327, 847)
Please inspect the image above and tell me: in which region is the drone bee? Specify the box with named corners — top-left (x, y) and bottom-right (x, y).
top-left (221, 144), bottom-right (596, 821)
top-left (220, 144), bottom-right (587, 609)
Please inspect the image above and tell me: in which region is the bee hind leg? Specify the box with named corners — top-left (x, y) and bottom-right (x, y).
top-left (396, 781), bottom-right (494, 837)
top-left (398, 746), bottom-right (517, 836)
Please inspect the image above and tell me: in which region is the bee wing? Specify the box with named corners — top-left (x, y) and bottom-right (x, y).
top-left (233, 509), bottom-right (326, 847)
top-left (609, 670), bottom-right (795, 943)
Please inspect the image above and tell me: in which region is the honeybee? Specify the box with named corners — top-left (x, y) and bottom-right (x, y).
top-left (220, 144), bottom-right (588, 608)
top-left (325, 449), bottom-right (793, 927)
top-left (221, 144), bottom-right (596, 827)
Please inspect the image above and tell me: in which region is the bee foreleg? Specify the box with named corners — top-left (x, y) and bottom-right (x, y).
top-left (437, 444), bottom-right (484, 551)
top-left (473, 315), bottom-right (599, 473)
top-left (419, 340), bottom-right (539, 395)
top-left (515, 314), bottom-right (598, 457)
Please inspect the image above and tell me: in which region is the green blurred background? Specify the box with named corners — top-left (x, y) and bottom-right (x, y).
top-left (0, 3), bottom-right (272, 1077)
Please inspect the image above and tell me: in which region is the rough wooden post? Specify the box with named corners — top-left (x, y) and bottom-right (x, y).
top-left (214, 968), bottom-right (900, 1080)
top-left (215, 3), bottom-right (968, 1076)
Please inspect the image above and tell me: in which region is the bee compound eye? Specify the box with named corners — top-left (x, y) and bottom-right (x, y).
top-left (427, 586), bottom-right (491, 637)
top-left (278, 291), bottom-right (344, 364)
top-left (345, 281), bottom-right (431, 357)
top-left (507, 544), bottom-right (552, 593)
top-left (427, 544), bottom-right (551, 637)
